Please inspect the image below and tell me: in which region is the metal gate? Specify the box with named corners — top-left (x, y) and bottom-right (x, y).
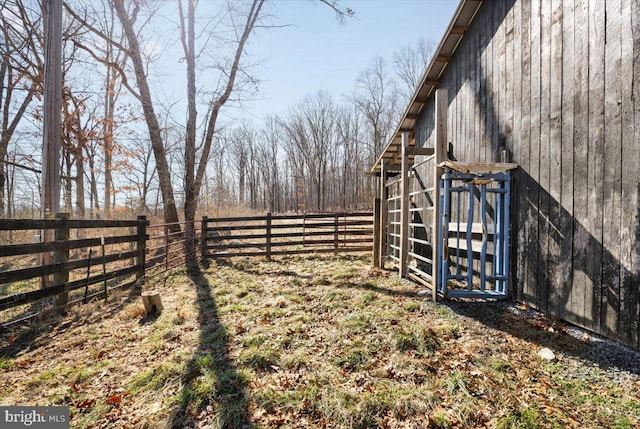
top-left (437, 166), bottom-right (512, 298)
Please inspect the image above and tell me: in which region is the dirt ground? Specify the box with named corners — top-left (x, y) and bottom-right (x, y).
top-left (1, 254), bottom-right (639, 428)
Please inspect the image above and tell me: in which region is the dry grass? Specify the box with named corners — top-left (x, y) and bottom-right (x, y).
top-left (0, 254), bottom-right (638, 428)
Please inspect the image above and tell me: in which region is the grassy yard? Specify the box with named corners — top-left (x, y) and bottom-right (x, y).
top-left (1, 254), bottom-right (639, 428)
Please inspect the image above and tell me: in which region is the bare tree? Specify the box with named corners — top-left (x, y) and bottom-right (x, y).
top-left (256, 117), bottom-right (281, 212)
top-left (352, 57), bottom-right (399, 161)
top-left (393, 37), bottom-right (435, 104)
top-left (0, 0), bottom-right (44, 217)
top-left (281, 91), bottom-right (337, 211)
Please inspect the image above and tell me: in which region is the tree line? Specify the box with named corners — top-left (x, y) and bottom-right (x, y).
top-left (0, 0), bottom-right (433, 228)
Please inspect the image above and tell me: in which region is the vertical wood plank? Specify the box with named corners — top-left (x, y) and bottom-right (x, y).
top-left (373, 198), bottom-right (381, 267)
top-left (53, 212), bottom-right (70, 308)
top-left (266, 212), bottom-right (272, 261)
top-left (379, 160), bottom-right (388, 268)
top-left (399, 133), bottom-right (410, 278)
top-left (496, 0), bottom-right (507, 162)
top-left (491, 0), bottom-right (501, 162)
top-left (572, 0), bottom-right (591, 331)
top-left (201, 216), bottom-right (208, 260)
top-left (537, 0), bottom-right (552, 313)
top-left (631, 0), bottom-right (640, 350)
top-left (512, 0), bottom-right (524, 300)
top-left (136, 215), bottom-right (147, 288)
top-left (619, 0), bottom-right (638, 347)
top-left (527, 0), bottom-right (542, 309)
top-left (548, 1), bottom-right (564, 319)
top-left (473, 11), bottom-right (482, 162)
top-left (504, 3), bottom-right (514, 160)
top-left (484, 1), bottom-right (494, 163)
top-left (587, 0), bottom-right (605, 334)
top-left (560, 0), bottom-right (577, 324)
top-left (602, 0), bottom-right (623, 340)
top-left (518, 0), bottom-right (533, 304)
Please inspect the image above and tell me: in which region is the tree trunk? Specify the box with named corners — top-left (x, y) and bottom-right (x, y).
top-left (113, 0), bottom-right (180, 230)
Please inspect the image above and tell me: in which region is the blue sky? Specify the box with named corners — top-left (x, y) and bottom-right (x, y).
top-left (239, 0), bottom-right (459, 121)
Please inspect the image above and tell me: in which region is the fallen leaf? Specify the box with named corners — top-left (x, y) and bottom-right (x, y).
top-left (106, 394), bottom-right (122, 406)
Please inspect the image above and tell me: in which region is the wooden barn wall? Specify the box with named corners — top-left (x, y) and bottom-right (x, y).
top-left (413, 0), bottom-right (640, 348)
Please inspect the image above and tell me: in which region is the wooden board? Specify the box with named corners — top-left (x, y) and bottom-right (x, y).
top-left (618, 0), bottom-right (638, 348)
top-left (587, 0), bottom-right (606, 334)
top-left (631, 0), bottom-right (640, 349)
top-left (560, 0), bottom-right (576, 325)
top-left (601, 0), bottom-right (623, 340)
top-left (517, 0), bottom-right (533, 304)
top-left (547, 1), bottom-right (564, 320)
top-left (537, 0), bottom-right (551, 313)
top-left (571, 0), bottom-right (591, 332)
top-left (527, 0), bottom-right (542, 310)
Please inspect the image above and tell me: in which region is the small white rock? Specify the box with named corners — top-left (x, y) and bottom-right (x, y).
top-left (538, 347), bottom-right (556, 361)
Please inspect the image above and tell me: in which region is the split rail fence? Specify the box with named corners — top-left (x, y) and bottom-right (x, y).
top-left (0, 215), bottom-right (148, 327)
top-left (202, 212), bottom-right (373, 259)
top-left (0, 211), bottom-right (372, 327)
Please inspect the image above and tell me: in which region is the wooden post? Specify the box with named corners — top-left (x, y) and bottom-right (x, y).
top-left (334, 213), bottom-right (339, 254)
top-left (141, 290), bottom-right (163, 314)
top-left (164, 223), bottom-right (169, 270)
top-left (432, 88), bottom-right (448, 302)
top-left (41, 0), bottom-right (63, 220)
top-left (136, 215), bottom-right (146, 286)
top-left (53, 212), bottom-right (69, 308)
top-left (373, 197), bottom-right (381, 267)
top-left (201, 216), bottom-right (208, 261)
top-left (129, 226), bottom-right (135, 267)
top-left (399, 132), bottom-right (410, 278)
top-left (266, 212), bottom-right (272, 261)
top-left (379, 159), bottom-right (388, 268)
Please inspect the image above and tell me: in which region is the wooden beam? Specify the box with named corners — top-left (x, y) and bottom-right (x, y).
top-left (399, 132), bottom-right (410, 278)
top-left (435, 55), bottom-right (452, 63)
top-left (432, 88), bottom-right (448, 301)
top-left (379, 159), bottom-right (388, 268)
top-left (450, 26), bottom-right (467, 35)
top-left (373, 198), bottom-right (381, 268)
top-left (407, 147), bottom-right (435, 156)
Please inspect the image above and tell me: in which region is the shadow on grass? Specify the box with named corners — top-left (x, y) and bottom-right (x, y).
top-left (330, 279), bottom-right (419, 298)
top-left (0, 281), bottom-right (141, 360)
top-left (169, 265), bottom-right (251, 429)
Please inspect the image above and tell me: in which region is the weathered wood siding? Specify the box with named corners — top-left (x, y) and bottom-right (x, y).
top-left (414, 0), bottom-right (640, 348)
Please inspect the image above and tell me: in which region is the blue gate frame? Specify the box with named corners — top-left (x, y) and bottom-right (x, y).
top-left (437, 166), bottom-right (512, 298)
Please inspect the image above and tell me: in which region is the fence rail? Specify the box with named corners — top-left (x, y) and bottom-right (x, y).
top-left (0, 211), bottom-right (373, 327)
top-left (202, 212), bottom-right (374, 259)
top-left (0, 215), bottom-right (147, 326)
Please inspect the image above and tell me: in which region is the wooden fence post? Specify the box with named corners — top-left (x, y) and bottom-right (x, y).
top-left (334, 213), bottom-right (339, 254)
top-left (379, 159), bottom-right (388, 268)
top-left (399, 132), bottom-right (410, 278)
top-left (266, 212), bottom-right (272, 261)
top-left (136, 215), bottom-right (147, 287)
top-left (432, 88), bottom-right (448, 302)
top-left (373, 198), bottom-right (381, 267)
top-left (201, 216), bottom-right (208, 261)
top-left (164, 223), bottom-right (169, 271)
top-left (53, 212), bottom-right (70, 308)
